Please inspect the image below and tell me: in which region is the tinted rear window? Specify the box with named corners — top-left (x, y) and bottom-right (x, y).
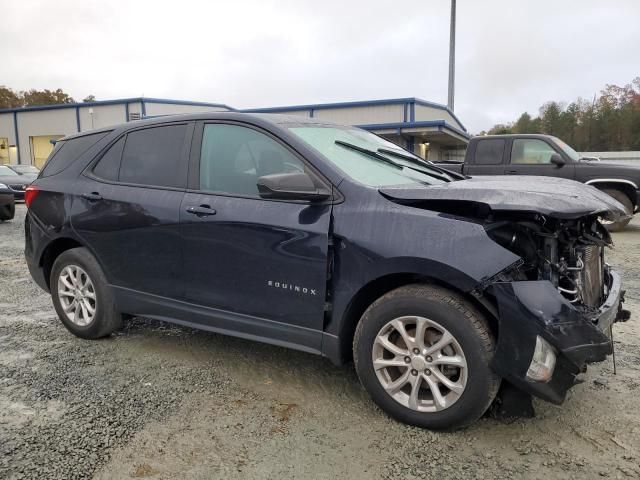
top-left (92, 136), bottom-right (125, 181)
top-left (40, 132), bottom-right (110, 177)
top-left (474, 139), bottom-right (506, 165)
top-left (118, 125), bottom-right (187, 188)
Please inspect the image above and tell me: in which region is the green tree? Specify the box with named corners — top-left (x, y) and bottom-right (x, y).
top-left (0, 86), bottom-right (22, 109)
top-left (487, 124), bottom-right (513, 135)
top-left (484, 76), bottom-right (640, 151)
top-left (83, 95), bottom-right (96, 102)
top-left (512, 112), bottom-right (532, 133)
top-left (21, 88), bottom-right (75, 106)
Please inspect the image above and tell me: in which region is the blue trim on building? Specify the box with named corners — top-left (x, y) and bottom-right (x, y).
top-left (309, 108), bottom-right (314, 118)
top-left (75, 107), bottom-right (81, 132)
top-left (0, 97), bottom-right (234, 114)
top-left (125, 102), bottom-right (130, 122)
top-left (12, 111), bottom-right (20, 164)
top-left (409, 100), bottom-right (415, 123)
top-left (243, 96), bottom-right (467, 132)
top-left (141, 100), bottom-right (147, 117)
top-left (356, 120), bottom-right (471, 140)
top-left (403, 103), bottom-right (408, 123)
top-left (244, 97), bottom-right (418, 112)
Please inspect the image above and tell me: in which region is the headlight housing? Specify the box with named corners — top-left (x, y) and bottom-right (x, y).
top-left (526, 335), bottom-right (556, 383)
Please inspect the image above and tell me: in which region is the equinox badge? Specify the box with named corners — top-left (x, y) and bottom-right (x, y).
top-left (267, 280), bottom-right (317, 296)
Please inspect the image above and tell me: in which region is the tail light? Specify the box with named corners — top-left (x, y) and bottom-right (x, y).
top-left (25, 186), bottom-right (39, 208)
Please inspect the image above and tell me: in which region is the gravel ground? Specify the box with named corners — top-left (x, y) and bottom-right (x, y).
top-left (1, 204), bottom-right (639, 479)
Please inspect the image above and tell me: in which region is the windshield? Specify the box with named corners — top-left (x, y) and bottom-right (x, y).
top-left (551, 137), bottom-right (580, 162)
top-left (288, 126), bottom-right (453, 187)
top-left (0, 166), bottom-right (19, 176)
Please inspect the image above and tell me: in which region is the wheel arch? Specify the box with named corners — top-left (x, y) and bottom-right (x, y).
top-left (586, 180), bottom-right (637, 207)
top-left (40, 237), bottom-right (85, 289)
top-left (327, 272), bottom-right (498, 365)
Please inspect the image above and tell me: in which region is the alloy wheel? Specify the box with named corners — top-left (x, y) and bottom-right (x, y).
top-left (372, 316), bottom-right (468, 412)
top-left (57, 265), bottom-right (97, 327)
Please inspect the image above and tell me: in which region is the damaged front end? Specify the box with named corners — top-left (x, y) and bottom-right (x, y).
top-left (482, 213), bottom-right (630, 404)
top-left (380, 177), bottom-right (632, 406)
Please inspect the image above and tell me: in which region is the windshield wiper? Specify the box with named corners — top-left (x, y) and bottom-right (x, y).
top-left (334, 141), bottom-right (403, 169)
top-left (376, 148), bottom-right (455, 182)
top-left (377, 148), bottom-right (465, 181)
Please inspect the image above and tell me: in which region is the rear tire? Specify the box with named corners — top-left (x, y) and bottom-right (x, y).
top-left (353, 284), bottom-right (500, 430)
top-left (50, 247), bottom-right (122, 339)
top-left (0, 200), bottom-right (15, 221)
top-left (601, 189), bottom-right (633, 232)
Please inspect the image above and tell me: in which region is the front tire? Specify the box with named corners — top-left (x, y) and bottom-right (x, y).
top-left (50, 247), bottom-right (122, 339)
top-left (353, 284), bottom-right (500, 430)
top-left (601, 188), bottom-right (633, 232)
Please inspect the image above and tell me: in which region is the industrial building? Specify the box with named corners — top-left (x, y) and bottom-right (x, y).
top-left (0, 96), bottom-right (469, 167)
top-left (244, 98), bottom-right (469, 161)
top-left (0, 98), bottom-right (232, 167)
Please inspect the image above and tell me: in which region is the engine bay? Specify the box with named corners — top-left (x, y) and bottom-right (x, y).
top-left (485, 214), bottom-right (612, 312)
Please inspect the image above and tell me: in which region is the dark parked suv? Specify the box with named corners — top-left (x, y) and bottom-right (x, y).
top-left (25, 113), bottom-right (631, 430)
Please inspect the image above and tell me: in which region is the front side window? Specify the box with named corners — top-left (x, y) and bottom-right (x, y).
top-left (511, 139), bottom-right (558, 165)
top-left (551, 137), bottom-right (580, 162)
top-left (288, 126), bottom-right (453, 187)
top-left (119, 125), bottom-right (187, 188)
top-left (199, 124), bottom-right (305, 197)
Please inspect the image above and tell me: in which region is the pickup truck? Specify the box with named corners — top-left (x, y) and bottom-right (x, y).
top-left (436, 134), bottom-right (640, 231)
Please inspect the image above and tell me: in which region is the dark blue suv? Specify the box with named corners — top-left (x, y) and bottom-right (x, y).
top-left (24, 113), bottom-right (630, 429)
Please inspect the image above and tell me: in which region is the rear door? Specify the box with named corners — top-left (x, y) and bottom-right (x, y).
top-left (464, 138), bottom-right (507, 176)
top-left (179, 121), bottom-right (332, 350)
top-left (71, 122), bottom-right (193, 299)
top-left (505, 138), bottom-right (575, 179)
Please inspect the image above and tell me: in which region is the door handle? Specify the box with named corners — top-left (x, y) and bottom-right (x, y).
top-left (81, 192), bottom-right (102, 201)
top-left (505, 170), bottom-right (519, 174)
top-left (186, 205), bottom-right (217, 217)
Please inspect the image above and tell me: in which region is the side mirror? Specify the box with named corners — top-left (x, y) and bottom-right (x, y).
top-left (257, 172), bottom-right (331, 202)
top-left (550, 153), bottom-right (566, 167)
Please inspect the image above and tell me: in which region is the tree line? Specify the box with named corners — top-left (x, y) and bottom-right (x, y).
top-left (484, 77), bottom-right (640, 152)
top-left (0, 86), bottom-right (96, 109)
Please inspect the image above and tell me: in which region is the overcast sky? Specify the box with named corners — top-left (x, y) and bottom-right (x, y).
top-left (2, 0), bottom-right (638, 132)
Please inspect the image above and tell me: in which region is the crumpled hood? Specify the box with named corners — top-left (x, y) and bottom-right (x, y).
top-left (380, 176), bottom-right (630, 221)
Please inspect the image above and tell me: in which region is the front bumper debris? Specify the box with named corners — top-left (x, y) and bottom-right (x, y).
top-left (488, 270), bottom-right (628, 404)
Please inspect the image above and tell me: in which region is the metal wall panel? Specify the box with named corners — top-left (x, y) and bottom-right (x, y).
top-left (314, 104), bottom-right (404, 125)
top-left (0, 113), bottom-right (15, 144)
top-left (78, 104), bottom-right (126, 131)
top-left (17, 109), bottom-right (77, 164)
top-left (143, 103), bottom-right (229, 116)
top-left (414, 105), bottom-right (463, 130)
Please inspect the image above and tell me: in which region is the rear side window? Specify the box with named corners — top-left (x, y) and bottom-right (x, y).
top-left (118, 125), bottom-right (187, 188)
top-left (40, 132), bottom-right (109, 177)
top-left (92, 137), bottom-right (125, 181)
top-left (474, 139), bottom-right (505, 165)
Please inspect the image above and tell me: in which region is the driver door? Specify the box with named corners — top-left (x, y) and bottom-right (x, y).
top-left (179, 122), bottom-right (333, 352)
top-left (505, 138), bottom-right (575, 179)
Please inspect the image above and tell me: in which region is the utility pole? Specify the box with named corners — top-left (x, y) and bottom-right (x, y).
top-left (447, 0), bottom-right (456, 111)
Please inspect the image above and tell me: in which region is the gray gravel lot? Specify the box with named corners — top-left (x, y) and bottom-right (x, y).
top-left (1, 205), bottom-right (639, 479)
